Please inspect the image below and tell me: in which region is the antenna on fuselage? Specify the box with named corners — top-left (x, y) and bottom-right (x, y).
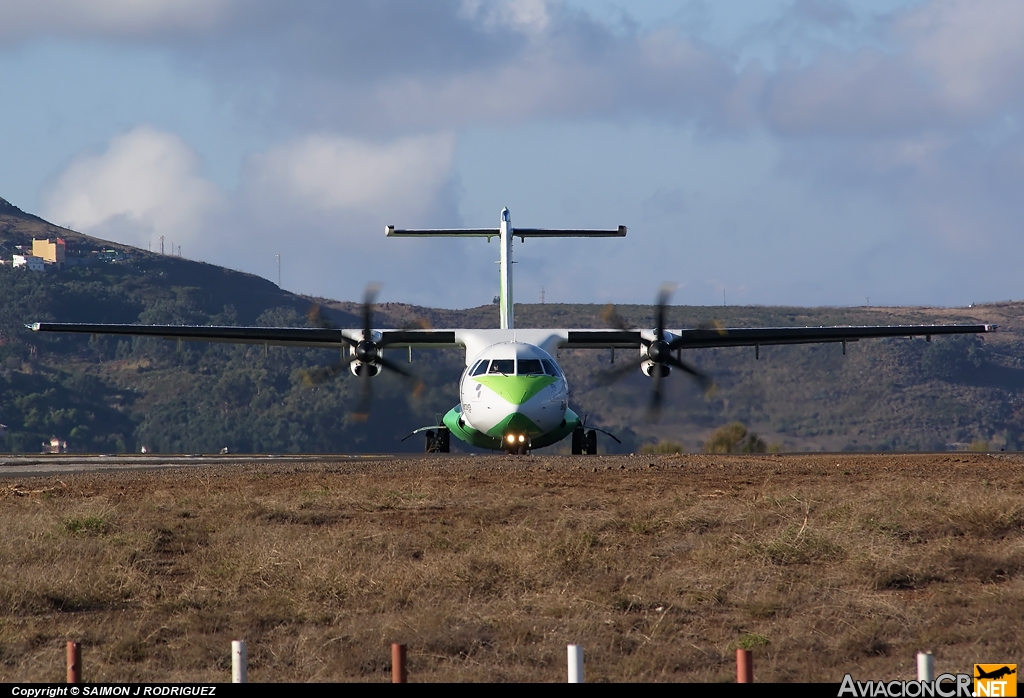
top-left (385, 210), bottom-right (626, 329)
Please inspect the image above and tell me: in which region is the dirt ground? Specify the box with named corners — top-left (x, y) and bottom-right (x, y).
top-left (0, 452), bottom-right (1021, 683)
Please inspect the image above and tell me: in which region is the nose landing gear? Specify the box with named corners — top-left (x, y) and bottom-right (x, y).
top-left (503, 433), bottom-right (531, 455)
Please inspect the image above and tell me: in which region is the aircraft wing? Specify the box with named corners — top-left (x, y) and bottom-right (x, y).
top-left (28, 323), bottom-right (461, 349)
top-left (667, 323), bottom-right (996, 348)
top-left (560, 323), bottom-right (996, 349)
top-left (28, 321), bottom-right (995, 356)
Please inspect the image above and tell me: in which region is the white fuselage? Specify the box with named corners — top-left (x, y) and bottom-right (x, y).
top-left (458, 341), bottom-right (569, 440)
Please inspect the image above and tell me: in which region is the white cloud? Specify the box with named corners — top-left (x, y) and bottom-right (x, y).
top-left (243, 133), bottom-right (457, 219)
top-left (460, 0), bottom-right (554, 35)
top-left (42, 126), bottom-right (221, 250)
top-left (902, 0), bottom-right (1024, 114)
top-left (39, 126), bottom-right (473, 305)
top-left (0, 0), bottom-right (232, 39)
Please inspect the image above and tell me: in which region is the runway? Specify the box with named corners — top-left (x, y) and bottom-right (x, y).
top-left (0, 453), bottom-right (398, 477)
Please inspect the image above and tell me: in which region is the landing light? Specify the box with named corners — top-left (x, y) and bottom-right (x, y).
top-left (507, 434), bottom-right (516, 443)
top-left (518, 434), bottom-right (525, 442)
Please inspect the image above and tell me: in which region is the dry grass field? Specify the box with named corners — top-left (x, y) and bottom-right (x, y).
top-left (1, 453), bottom-right (1022, 683)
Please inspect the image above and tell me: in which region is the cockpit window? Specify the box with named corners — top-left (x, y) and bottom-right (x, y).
top-left (541, 359), bottom-right (559, 376)
top-left (488, 359), bottom-right (515, 375)
top-left (471, 360), bottom-right (488, 376)
top-left (517, 359), bottom-right (544, 375)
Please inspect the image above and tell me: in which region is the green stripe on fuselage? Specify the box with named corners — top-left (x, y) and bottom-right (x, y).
top-left (485, 411), bottom-right (543, 439)
top-left (442, 405), bottom-right (582, 451)
top-left (473, 374), bottom-right (557, 405)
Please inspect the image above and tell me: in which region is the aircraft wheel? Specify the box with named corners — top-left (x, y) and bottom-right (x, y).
top-left (571, 427), bottom-right (585, 455)
top-left (425, 428), bottom-right (450, 453)
top-left (585, 429), bottom-right (598, 455)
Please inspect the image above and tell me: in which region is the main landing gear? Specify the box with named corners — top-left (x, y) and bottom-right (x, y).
top-left (571, 427), bottom-right (598, 455)
top-left (424, 428), bottom-right (450, 453)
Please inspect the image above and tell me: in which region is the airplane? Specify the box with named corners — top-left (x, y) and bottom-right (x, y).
top-left (30, 207), bottom-right (996, 455)
top-left (975, 666), bottom-right (1016, 681)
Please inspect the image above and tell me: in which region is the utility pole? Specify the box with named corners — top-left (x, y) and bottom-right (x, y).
top-left (276, 253), bottom-right (281, 287)
top-left (540, 286), bottom-right (545, 304)
top-left (159, 235), bottom-right (164, 255)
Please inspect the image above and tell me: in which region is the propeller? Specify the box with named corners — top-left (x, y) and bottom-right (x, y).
top-left (302, 284), bottom-right (423, 421)
top-left (597, 285), bottom-right (714, 419)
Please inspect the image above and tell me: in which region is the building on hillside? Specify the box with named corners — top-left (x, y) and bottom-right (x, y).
top-left (12, 254), bottom-right (45, 271)
top-left (94, 249), bottom-right (130, 263)
top-left (32, 238), bottom-right (66, 268)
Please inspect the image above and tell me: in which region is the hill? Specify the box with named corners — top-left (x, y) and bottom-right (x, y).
top-left (2, 195), bottom-right (1023, 454)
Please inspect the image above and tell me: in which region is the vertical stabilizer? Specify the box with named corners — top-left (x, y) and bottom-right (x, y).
top-left (499, 208), bottom-right (513, 329)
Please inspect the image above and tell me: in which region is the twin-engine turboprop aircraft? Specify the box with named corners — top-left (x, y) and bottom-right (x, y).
top-left (31, 208), bottom-right (995, 454)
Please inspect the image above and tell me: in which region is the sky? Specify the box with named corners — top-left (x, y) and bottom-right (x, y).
top-left (1, 0), bottom-right (1022, 311)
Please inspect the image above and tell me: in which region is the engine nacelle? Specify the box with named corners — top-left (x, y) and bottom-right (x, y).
top-left (641, 360), bottom-right (670, 377)
top-left (349, 361), bottom-right (381, 378)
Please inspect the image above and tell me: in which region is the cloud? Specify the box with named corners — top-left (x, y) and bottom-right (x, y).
top-left (227, 131), bottom-right (476, 304)
top-left (42, 126), bottom-right (221, 251)
top-left (16, 0), bottom-right (1024, 307)
top-left (243, 133), bottom-right (456, 218)
top-left (903, 0), bottom-right (1024, 115)
top-left (459, 0), bottom-right (554, 34)
top-left (0, 0), bottom-right (232, 39)
top-left (41, 126), bottom-right (475, 305)
top-left (763, 0), bottom-right (1024, 136)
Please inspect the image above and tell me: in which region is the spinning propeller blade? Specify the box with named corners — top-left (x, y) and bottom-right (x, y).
top-left (302, 284), bottom-right (423, 419)
top-left (600, 285), bottom-right (714, 420)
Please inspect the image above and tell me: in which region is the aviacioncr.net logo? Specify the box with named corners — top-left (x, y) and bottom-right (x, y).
top-left (838, 673), bottom-right (973, 697)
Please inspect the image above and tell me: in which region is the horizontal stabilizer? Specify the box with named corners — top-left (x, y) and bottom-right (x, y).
top-left (386, 226), bottom-right (498, 237)
top-left (385, 225), bottom-right (626, 238)
top-left (513, 226), bottom-right (626, 238)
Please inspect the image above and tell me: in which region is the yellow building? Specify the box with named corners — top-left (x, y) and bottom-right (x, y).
top-left (32, 238), bottom-right (66, 267)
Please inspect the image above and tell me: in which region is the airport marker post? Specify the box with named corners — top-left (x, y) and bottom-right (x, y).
top-left (736, 648), bottom-right (753, 683)
top-left (392, 643), bottom-right (407, 683)
top-left (232, 640), bottom-right (247, 683)
top-left (567, 645), bottom-right (584, 683)
top-left (66, 641), bottom-right (81, 683)
top-left (917, 652), bottom-right (934, 681)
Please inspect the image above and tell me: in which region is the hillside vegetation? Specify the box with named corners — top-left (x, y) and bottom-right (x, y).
top-left (2, 196), bottom-right (1023, 454)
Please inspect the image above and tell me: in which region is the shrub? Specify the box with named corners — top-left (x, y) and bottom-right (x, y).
top-left (640, 441), bottom-right (683, 454)
top-left (704, 422), bottom-right (766, 454)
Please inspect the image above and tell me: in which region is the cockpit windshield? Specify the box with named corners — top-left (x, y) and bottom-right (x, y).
top-left (488, 359), bottom-right (515, 375)
top-left (517, 359), bottom-right (545, 375)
